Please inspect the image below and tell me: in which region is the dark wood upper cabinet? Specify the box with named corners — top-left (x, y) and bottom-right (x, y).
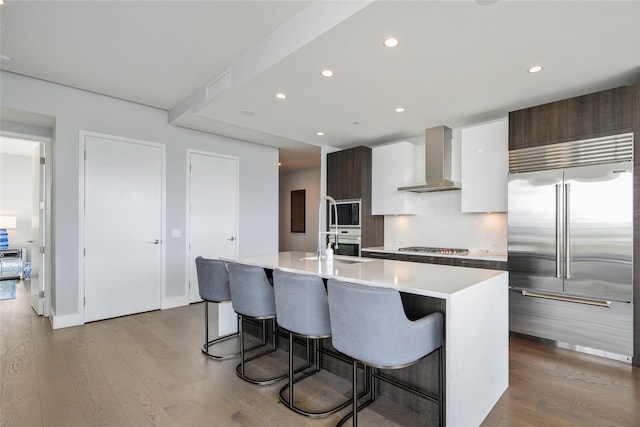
top-left (509, 84), bottom-right (635, 150)
top-left (327, 146), bottom-right (370, 200)
top-left (509, 99), bottom-right (569, 149)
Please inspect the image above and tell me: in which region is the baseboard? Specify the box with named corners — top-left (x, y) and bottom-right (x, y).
top-left (49, 296), bottom-right (189, 328)
top-left (162, 295), bottom-right (189, 310)
top-left (50, 306), bottom-right (84, 329)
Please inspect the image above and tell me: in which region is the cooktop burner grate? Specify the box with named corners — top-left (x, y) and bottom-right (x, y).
top-left (398, 246), bottom-right (469, 255)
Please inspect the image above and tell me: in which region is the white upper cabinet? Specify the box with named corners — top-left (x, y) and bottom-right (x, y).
top-left (372, 141), bottom-right (418, 215)
top-left (461, 118), bottom-right (508, 213)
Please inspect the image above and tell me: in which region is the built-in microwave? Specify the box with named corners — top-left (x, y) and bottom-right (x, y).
top-left (330, 199), bottom-right (361, 228)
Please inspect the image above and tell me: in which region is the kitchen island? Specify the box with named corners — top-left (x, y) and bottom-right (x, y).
top-left (222, 251), bottom-right (508, 427)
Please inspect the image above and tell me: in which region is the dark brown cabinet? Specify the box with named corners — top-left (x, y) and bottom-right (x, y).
top-left (327, 146), bottom-right (369, 200)
top-left (509, 81), bottom-right (640, 367)
top-left (327, 146), bottom-right (383, 249)
top-left (509, 84), bottom-right (635, 150)
top-left (361, 250), bottom-right (507, 271)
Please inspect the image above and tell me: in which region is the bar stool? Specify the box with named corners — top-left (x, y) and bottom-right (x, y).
top-left (273, 269), bottom-right (353, 418)
top-left (327, 278), bottom-right (445, 427)
top-left (194, 256), bottom-right (239, 360)
top-left (227, 262), bottom-right (291, 385)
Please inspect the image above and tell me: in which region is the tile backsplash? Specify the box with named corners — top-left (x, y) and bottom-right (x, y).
top-left (383, 190), bottom-right (507, 252)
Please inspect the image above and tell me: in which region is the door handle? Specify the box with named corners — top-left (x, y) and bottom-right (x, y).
top-left (564, 183), bottom-right (571, 279)
top-left (227, 236), bottom-right (236, 241)
top-left (148, 239), bottom-right (160, 245)
top-left (555, 184), bottom-right (562, 278)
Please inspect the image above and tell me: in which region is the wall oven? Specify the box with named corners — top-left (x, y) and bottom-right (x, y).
top-left (329, 228), bottom-right (361, 257)
top-left (329, 199), bottom-right (361, 228)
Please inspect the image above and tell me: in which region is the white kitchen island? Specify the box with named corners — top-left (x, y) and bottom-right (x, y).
top-left (222, 251), bottom-right (508, 427)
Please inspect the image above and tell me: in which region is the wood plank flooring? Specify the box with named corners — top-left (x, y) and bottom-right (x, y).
top-left (1, 280), bottom-right (638, 426)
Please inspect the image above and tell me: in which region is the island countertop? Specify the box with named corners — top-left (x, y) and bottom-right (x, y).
top-left (221, 251), bottom-right (509, 427)
top-left (222, 251), bottom-right (506, 300)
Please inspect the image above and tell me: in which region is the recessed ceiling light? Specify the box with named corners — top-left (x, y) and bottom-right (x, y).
top-left (321, 69), bottom-right (334, 78)
top-left (384, 37), bottom-right (399, 48)
top-left (317, 132), bottom-right (325, 136)
top-left (278, 162), bottom-right (282, 167)
top-left (0, 54), bottom-right (12, 62)
top-left (528, 65), bottom-right (543, 73)
top-left (275, 92), bottom-right (287, 99)
top-left (395, 107), bottom-right (405, 113)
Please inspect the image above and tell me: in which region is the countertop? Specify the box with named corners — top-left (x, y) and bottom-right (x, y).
top-left (222, 251), bottom-right (506, 300)
top-left (362, 246), bottom-right (508, 263)
top-left (222, 251), bottom-right (509, 427)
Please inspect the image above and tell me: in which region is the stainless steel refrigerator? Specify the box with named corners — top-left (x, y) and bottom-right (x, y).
top-left (508, 133), bottom-right (634, 361)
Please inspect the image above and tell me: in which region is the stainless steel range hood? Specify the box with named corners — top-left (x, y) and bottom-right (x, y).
top-left (398, 125), bottom-right (461, 192)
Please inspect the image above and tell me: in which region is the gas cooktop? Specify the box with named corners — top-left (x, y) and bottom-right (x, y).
top-left (398, 246), bottom-right (469, 255)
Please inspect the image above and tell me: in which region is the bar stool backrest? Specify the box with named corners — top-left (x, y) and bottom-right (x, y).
top-left (327, 278), bottom-right (444, 369)
top-left (228, 262), bottom-right (276, 319)
top-left (195, 257), bottom-right (230, 303)
top-left (273, 269), bottom-right (331, 338)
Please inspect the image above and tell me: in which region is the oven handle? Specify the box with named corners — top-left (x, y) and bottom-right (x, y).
top-left (329, 235), bottom-right (360, 242)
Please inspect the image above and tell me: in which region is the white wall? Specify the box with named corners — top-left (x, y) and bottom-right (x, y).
top-left (279, 166), bottom-right (320, 252)
top-left (383, 191), bottom-right (507, 252)
top-left (0, 153), bottom-right (33, 255)
top-left (0, 71), bottom-right (279, 327)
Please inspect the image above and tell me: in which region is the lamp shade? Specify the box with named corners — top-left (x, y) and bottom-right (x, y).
top-left (0, 216), bottom-right (17, 229)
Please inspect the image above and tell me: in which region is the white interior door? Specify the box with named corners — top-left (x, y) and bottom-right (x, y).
top-left (30, 143), bottom-right (45, 315)
top-left (188, 152), bottom-right (238, 333)
top-left (83, 134), bottom-right (163, 322)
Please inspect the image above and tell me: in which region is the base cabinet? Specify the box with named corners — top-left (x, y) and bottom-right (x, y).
top-left (362, 250), bottom-right (506, 271)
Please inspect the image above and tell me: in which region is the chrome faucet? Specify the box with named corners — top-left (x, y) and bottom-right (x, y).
top-left (318, 195), bottom-right (339, 260)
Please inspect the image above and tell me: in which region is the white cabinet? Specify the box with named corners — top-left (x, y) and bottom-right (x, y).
top-left (461, 119), bottom-right (508, 213)
top-left (372, 141), bottom-right (418, 215)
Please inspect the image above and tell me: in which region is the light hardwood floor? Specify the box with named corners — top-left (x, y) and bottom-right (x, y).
top-left (1, 280), bottom-right (638, 426)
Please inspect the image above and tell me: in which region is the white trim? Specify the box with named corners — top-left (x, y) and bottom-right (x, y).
top-left (161, 294), bottom-right (189, 310)
top-left (185, 149), bottom-right (240, 302)
top-left (79, 130), bottom-right (167, 323)
top-left (0, 130), bottom-right (53, 318)
top-left (50, 305), bottom-right (84, 329)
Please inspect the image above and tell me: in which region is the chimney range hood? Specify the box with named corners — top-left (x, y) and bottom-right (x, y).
top-left (397, 125), bottom-right (460, 193)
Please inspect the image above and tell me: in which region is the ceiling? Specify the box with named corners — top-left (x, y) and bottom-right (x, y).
top-left (1, 1), bottom-right (639, 172)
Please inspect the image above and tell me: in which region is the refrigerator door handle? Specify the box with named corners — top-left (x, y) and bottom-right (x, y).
top-left (564, 183), bottom-right (571, 279)
top-left (555, 184), bottom-right (562, 278)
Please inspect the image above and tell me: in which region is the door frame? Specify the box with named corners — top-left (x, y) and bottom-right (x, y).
top-left (185, 149), bottom-right (239, 302)
top-left (78, 131), bottom-right (167, 322)
top-left (0, 130), bottom-right (52, 317)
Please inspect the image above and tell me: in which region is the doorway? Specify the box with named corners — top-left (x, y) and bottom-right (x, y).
top-left (187, 150), bottom-right (238, 334)
top-left (80, 132), bottom-right (165, 322)
top-left (0, 132), bottom-right (51, 316)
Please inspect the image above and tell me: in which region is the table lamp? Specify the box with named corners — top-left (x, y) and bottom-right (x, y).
top-left (0, 216), bottom-right (17, 249)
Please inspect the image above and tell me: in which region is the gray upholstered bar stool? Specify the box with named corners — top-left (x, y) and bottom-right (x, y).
top-left (327, 278), bottom-right (445, 427)
top-left (273, 269), bottom-right (352, 418)
top-left (194, 256), bottom-right (239, 360)
top-left (227, 262), bottom-right (290, 385)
